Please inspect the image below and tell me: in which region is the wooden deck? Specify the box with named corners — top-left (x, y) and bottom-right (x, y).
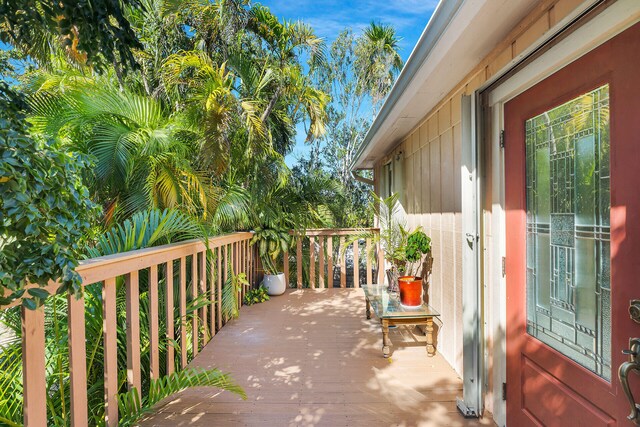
top-left (141, 289), bottom-right (495, 426)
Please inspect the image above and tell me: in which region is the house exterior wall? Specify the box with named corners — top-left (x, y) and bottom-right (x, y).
top-left (372, 0), bottom-right (588, 419)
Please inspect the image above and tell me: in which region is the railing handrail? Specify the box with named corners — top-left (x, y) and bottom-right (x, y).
top-left (6, 227), bottom-right (380, 426)
top-left (77, 232), bottom-right (253, 286)
top-left (0, 231), bottom-right (254, 310)
top-left (292, 227), bottom-right (380, 237)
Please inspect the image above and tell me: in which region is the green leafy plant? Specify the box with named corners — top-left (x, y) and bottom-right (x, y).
top-left (352, 192), bottom-right (431, 277)
top-left (250, 226), bottom-right (292, 275)
top-left (117, 368), bottom-right (246, 427)
top-left (405, 230), bottom-right (431, 277)
top-left (0, 89), bottom-right (100, 309)
top-left (243, 286), bottom-right (270, 306)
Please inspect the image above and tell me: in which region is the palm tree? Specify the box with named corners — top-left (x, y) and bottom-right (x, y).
top-left (0, 209), bottom-right (246, 426)
top-left (355, 22), bottom-right (404, 114)
top-left (27, 73), bottom-right (221, 224)
top-left (161, 50), bottom-right (271, 174)
top-left (247, 4), bottom-right (329, 144)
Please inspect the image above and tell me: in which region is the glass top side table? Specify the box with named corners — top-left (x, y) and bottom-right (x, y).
top-left (362, 284), bottom-right (441, 358)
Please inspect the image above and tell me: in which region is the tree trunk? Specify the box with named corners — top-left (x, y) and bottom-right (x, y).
top-left (260, 87), bottom-right (281, 124)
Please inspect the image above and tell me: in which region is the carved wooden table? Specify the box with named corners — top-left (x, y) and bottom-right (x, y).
top-left (362, 284), bottom-right (440, 358)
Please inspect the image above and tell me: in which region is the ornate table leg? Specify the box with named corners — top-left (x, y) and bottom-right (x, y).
top-left (426, 317), bottom-right (436, 357)
top-left (382, 319), bottom-right (390, 357)
top-left (366, 298), bottom-right (371, 320)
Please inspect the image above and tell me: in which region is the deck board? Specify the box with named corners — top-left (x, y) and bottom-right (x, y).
top-left (141, 289), bottom-right (495, 426)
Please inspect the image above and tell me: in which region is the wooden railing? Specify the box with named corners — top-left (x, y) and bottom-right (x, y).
top-left (5, 228), bottom-right (384, 426)
top-left (285, 228), bottom-right (384, 289)
top-left (5, 232), bottom-right (255, 427)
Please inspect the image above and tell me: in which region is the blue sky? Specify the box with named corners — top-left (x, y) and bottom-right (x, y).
top-left (262, 0), bottom-right (439, 165)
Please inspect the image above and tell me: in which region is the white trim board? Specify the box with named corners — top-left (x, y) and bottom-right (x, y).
top-left (488, 0), bottom-right (640, 105)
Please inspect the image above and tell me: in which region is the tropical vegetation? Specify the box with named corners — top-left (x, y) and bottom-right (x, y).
top-left (356, 193), bottom-right (431, 277)
top-left (1, 0), bottom-right (404, 425)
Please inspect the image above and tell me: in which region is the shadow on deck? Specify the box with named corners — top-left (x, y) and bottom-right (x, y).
top-left (140, 289), bottom-right (495, 426)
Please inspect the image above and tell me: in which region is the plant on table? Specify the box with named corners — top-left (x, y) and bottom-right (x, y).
top-left (357, 193), bottom-right (431, 302)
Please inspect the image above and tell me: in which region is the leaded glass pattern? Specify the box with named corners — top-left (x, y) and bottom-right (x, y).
top-left (525, 85), bottom-right (611, 380)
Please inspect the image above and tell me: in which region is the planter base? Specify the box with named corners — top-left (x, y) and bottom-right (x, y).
top-left (263, 273), bottom-right (286, 296)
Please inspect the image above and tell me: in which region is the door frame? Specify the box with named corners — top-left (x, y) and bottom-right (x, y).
top-left (478, 1), bottom-right (640, 425)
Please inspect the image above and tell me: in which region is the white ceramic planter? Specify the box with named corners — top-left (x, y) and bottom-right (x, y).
top-left (263, 273), bottom-right (286, 296)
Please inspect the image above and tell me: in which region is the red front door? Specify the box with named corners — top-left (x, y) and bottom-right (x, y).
top-left (505, 23), bottom-right (640, 426)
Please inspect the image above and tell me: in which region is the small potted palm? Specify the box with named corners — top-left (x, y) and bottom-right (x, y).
top-left (362, 193), bottom-right (432, 306)
top-left (250, 225), bottom-right (292, 296)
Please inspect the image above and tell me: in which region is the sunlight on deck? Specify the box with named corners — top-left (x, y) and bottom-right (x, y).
top-left (140, 289), bottom-right (495, 426)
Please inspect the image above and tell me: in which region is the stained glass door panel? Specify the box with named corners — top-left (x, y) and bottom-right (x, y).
top-left (525, 85), bottom-right (611, 380)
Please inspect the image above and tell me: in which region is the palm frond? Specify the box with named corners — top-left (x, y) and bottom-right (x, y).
top-left (118, 368), bottom-right (246, 427)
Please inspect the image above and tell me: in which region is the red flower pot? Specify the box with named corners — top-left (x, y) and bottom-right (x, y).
top-left (398, 276), bottom-right (423, 307)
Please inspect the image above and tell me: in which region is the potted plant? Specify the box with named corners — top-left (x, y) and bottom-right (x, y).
top-left (360, 193), bottom-right (432, 306)
top-left (250, 226), bottom-right (292, 296)
top-left (398, 230), bottom-right (431, 306)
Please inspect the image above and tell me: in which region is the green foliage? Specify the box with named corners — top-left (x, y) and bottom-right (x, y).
top-left (28, 77), bottom-right (216, 223)
top-left (406, 231), bottom-right (431, 263)
top-left (0, 89), bottom-right (99, 308)
top-left (355, 22), bottom-right (403, 112)
top-left (294, 22), bottom-right (404, 229)
top-left (243, 285), bottom-right (270, 306)
top-left (0, 209), bottom-right (241, 425)
top-left (118, 368), bottom-right (246, 426)
top-left (352, 192), bottom-right (431, 277)
top-left (0, 0), bottom-right (142, 72)
top-left (251, 226), bottom-right (292, 275)
top-left (86, 209), bottom-right (204, 257)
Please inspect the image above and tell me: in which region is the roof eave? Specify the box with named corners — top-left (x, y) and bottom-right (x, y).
top-left (351, 0), bottom-right (465, 170)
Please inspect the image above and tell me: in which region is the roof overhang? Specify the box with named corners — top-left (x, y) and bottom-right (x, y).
top-left (352, 0), bottom-right (537, 170)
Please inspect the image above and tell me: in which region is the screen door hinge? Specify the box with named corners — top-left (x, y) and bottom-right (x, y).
top-left (501, 257), bottom-right (506, 277)
top-left (500, 130), bottom-right (505, 148)
top-left (502, 382), bottom-right (507, 401)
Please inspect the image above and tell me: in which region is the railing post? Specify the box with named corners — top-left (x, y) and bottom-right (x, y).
top-left (296, 238), bottom-right (303, 289)
top-left (217, 246), bottom-right (222, 331)
top-left (243, 240), bottom-right (248, 300)
top-left (309, 236), bottom-right (316, 288)
top-left (191, 253), bottom-right (198, 357)
top-left (235, 242), bottom-right (241, 311)
top-left (209, 252), bottom-right (216, 337)
top-left (165, 261), bottom-right (175, 375)
top-left (340, 236), bottom-right (347, 288)
top-left (353, 239), bottom-right (359, 288)
top-left (68, 292), bottom-right (88, 427)
top-left (223, 245), bottom-right (229, 324)
top-left (318, 236), bottom-right (325, 288)
top-left (149, 264), bottom-right (160, 380)
top-left (125, 271), bottom-right (142, 393)
top-left (378, 240), bottom-right (385, 285)
top-left (199, 252), bottom-right (207, 344)
top-left (103, 277), bottom-right (118, 427)
top-left (283, 250), bottom-right (289, 289)
top-left (179, 257), bottom-right (188, 368)
top-left (22, 304), bottom-right (47, 427)
top-left (327, 236), bottom-right (334, 289)
top-left (366, 238), bottom-right (373, 285)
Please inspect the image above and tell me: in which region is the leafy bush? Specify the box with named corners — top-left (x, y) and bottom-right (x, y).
top-left (243, 286), bottom-right (270, 306)
top-left (0, 87), bottom-right (99, 308)
top-left (118, 368), bottom-right (245, 427)
top-left (406, 230), bottom-right (431, 263)
top-left (250, 226), bottom-right (292, 275)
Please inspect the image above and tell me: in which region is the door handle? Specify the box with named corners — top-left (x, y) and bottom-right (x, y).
top-left (619, 337), bottom-right (640, 425)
